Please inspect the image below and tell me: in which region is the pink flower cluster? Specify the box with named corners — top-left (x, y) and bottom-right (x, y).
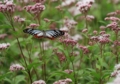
top-left (0, 34), bottom-right (7, 39)
top-left (28, 23), bottom-right (40, 28)
top-left (107, 12), bottom-right (117, 16)
top-left (55, 52), bottom-right (66, 62)
top-left (9, 64), bottom-right (25, 72)
top-left (24, 3), bottom-right (45, 15)
top-left (98, 35), bottom-right (110, 44)
top-left (107, 22), bottom-right (120, 34)
top-left (64, 69), bottom-right (73, 74)
top-left (89, 29), bottom-right (111, 45)
top-left (0, 1), bottom-right (15, 13)
top-left (64, 18), bottom-right (77, 29)
top-left (61, 0), bottom-right (75, 7)
top-left (82, 28), bottom-right (88, 33)
top-left (76, 0), bottom-right (94, 13)
top-left (53, 78), bottom-right (72, 84)
top-left (107, 64), bottom-right (120, 84)
top-left (106, 22), bottom-right (118, 29)
top-left (32, 80), bottom-right (46, 84)
top-left (105, 10), bottom-right (120, 33)
top-left (62, 38), bottom-right (77, 46)
top-left (114, 40), bottom-right (120, 46)
top-left (90, 33), bottom-right (110, 45)
top-left (25, 23), bottom-right (40, 30)
top-left (14, 16), bottom-right (25, 23)
top-left (86, 15), bottom-right (95, 22)
top-left (0, 43), bottom-right (10, 50)
top-left (105, 16), bottom-right (120, 22)
top-left (60, 18), bottom-right (77, 32)
top-left (79, 45), bottom-right (90, 54)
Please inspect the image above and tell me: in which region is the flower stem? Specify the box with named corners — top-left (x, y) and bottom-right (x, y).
top-left (26, 45), bottom-right (39, 79)
top-left (115, 32), bottom-right (119, 64)
top-left (9, 15), bottom-right (32, 83)
top-left (70, 46), bottom-right (77, 84)
top-left (39, 42), bottom-right (47, 81)
top-left (99, 44), bottom-right (104, 84)
top-left (84, 14), bottom-right (88, 29)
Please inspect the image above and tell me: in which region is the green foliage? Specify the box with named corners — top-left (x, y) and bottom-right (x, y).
top-left (1, 0), bottom-right (120, 84)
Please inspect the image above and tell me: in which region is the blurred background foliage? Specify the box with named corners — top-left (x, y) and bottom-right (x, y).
top-left (0, 0), bottom-right (120, 84)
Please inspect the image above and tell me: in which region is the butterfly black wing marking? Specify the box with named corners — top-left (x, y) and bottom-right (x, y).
top-left (23, 28), bottom-right (44, 38)
top-left (45, 30), bottom-right (65, 39)
top-left (23, 28), bottom-right (65, 39)
top-left (23, 28), bottom-right (43, 35)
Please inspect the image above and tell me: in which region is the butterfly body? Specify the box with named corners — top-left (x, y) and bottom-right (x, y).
top-left (23, 28), bottom-right (65, 39)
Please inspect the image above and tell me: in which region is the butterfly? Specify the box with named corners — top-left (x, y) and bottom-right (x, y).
top-left (23, 28), bottom-right (65, 40)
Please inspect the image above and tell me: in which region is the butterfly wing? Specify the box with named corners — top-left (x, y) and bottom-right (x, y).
top-left (45, 30), bottom-right (65, 39)
top-left (23, 28), bottom-right (44, 38)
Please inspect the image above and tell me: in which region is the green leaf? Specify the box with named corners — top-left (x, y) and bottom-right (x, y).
top-left (11, 38), bottom-right (24, 46)
top-left (27, 60), bottom-right (43, 70)
top-left (12, 75), bottom-right (25, 84)
top-left (0, 72), bottom-right (12, 81)
top-left (48, 71), bottom-right (71, 81)
top-left (3, 77), bottom-right (12, 84)
top-left (96, 63), bottom-right (100, 70)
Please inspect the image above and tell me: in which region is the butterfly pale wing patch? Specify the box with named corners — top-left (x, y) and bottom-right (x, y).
top-left (23, 28), bottom-right (44, 38)
top-left (45, 30), bottom-right (65, 39)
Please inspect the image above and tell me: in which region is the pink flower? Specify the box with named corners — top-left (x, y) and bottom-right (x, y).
top-left (99, 31), bottom-right (106, 35)
top-left (62, 38), bottom-right (77, 46)
top-left (53, 78), bottom-right (72, 84)
top-left (44, 18), bottom-right (50, 22)
top-left (60, 26), bottom-right (69, 32)
top-left (90, 36), bottom-right (99, 42)
top-left (0, 1), bottom-right (15, 13)
top-left (55, 52), bottom-right (66, 62)
top-left (105, 16), bottom-right (120, 22)
top-left (64, 18), bottom-right (77, 29)
top-left (14, 16), bottom-right (20, 22)
top-left (111, 70), bottom-right (119, 77)
top-left (98, 36), bottom-right (110, 44)
top-left (61, 18), bottom-right (77, 32)
top-left (28, 23), bottom-right (40, 28)
top-left (18, 18), bottom-right (25, 23)
top-left (0, 4), bottom-right (7, 12)
top-left (24, 3), bottom-right (45, 15)
top-left (0, 34), bottom-right (7, 39)
top-left (106, 22), bottom-right (120, 33)
top-left (14, 16), bottom-right (25, 23)
top-left (115, 64), bottom-right (120, 70)
top-left (100, 26), bottom-right (106, 30)
top-left (71, 34), bottom-right (82, 41)
top-left (32, 80), bottom-right (46, 84)
top-left (114, 41), bottom-right (120, 46)
top-left (4, 0), bottom-right (13, 4)
top-left (107, 12), bottom-right (117, 16)
top-left (64, 69), bottom-right (73, 74)
top-left (107, 63), bottom-right (120, 84)
top-left (61, 0), bottom-right (75, 7)
top-left (86, 15), bottom-right (95, 22)
top-left (9, 64), bottom-right (25, 72)
top-left (79, 45), bottom-right (90, 54)
top-left (82, 28), bottom-right (88, 33)
top-left (116, 10), bottom-right (120, 15)
top-left (6, 1), bottom-right (15, 13)
top-left (0, 43), bottom-right (10, 50)
top-left (76, 0), bottom-right (94, 13)
top-left (106, 22), bottom-right (118, 29)
top-left (93, 30), bottom-right (98, 35)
